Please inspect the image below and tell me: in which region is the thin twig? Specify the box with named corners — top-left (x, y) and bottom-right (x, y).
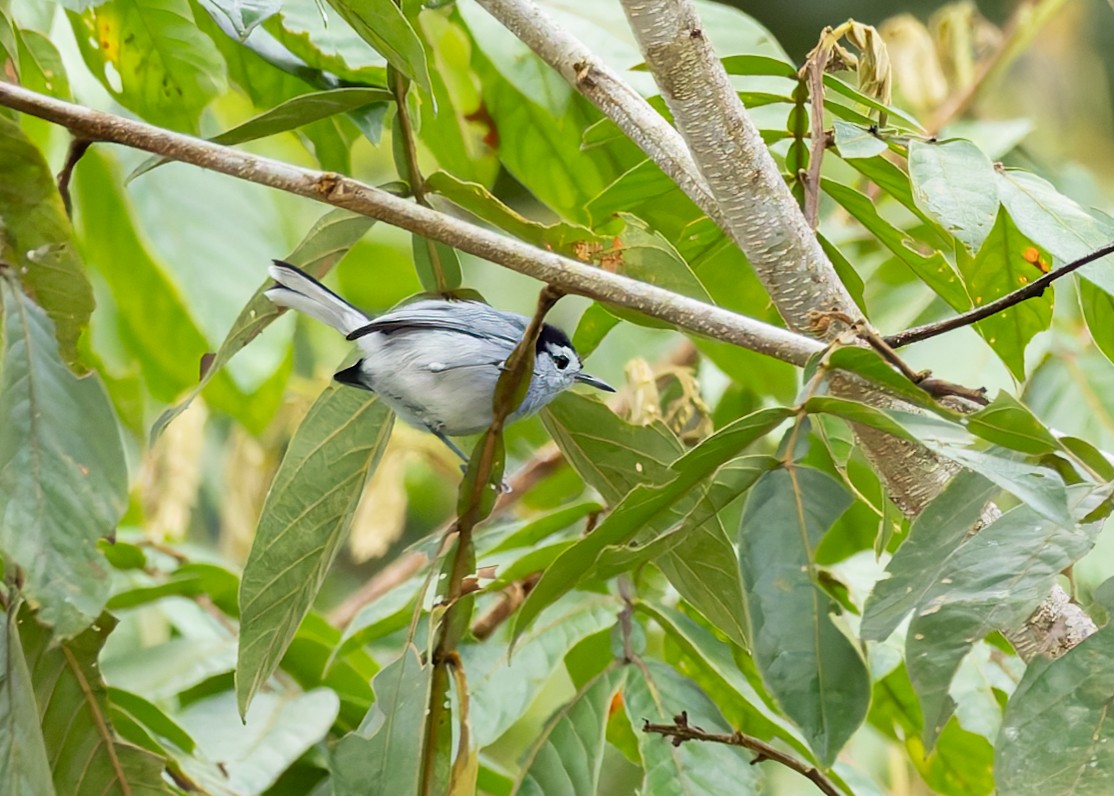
top-left (470, 572), bottom-right (540, 640)
top-left (0, 81), bottom-right (821, 369)
top-left (643, 711), bottom-right (842, 796)
top-left (884, 241), bottom-right (1114, 349)
top-left (819, 310), bottom-right (990, 406)
top-left (57, 138), bottom-right (91, 218)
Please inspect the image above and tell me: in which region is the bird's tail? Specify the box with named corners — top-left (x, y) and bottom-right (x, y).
top-left (265, 260), bottom-right (369, 336)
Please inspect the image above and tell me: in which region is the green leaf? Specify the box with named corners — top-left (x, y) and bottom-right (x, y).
top-left (624, 660), bottom-right (764, 795)
top-left (130, 86), bottom-right (393, 180)
top-left (0, 602), bottom-right (53, 795)
top-left (833, 120), bottom-right (889, 159)
top-left (106, 688), bottom-right (196, 753)
top-left (0, 280), bottom-right (126, 639)
top-left (69, 0), bottom-right (227, 132)
top-left (326, 0), bottom-right (430, 94)
top-left (720, 53), bottom-right (798, 77)
top-left (197, 0), bottom-right (280, 39)
top-left (150, 208), bottom-right (374, 441)
top-left (73, 151), bottom-right (210, 400)
top-left (904, 493), bottom-right (1098, 746)
top-left (264, 0), bottom-right (387, 86)
top-left (424, 170), bottom-right (597, 253)
top-left (821, 74), bottom-right (924, 130)
top-left (571, 303), bottom-right (620, 358)
top-left (465, 597), bottom-right (617, 747)
top-left (739, 467), bottom-right (868, 764)
top-left (331, 646), bottom-right (430, 796)
top-left (0, 117), bottom-right (91, 366)
top-left (996, 169), bottom-right (1114, 294)
top-left (14, 28), bottom-right (72, 100)
top-left (822, 346), bottom-right (950, 411)
top-left (804, 396), bottom-right (918, 443)
top-left (236, 387), bottom-right (394, 716)
top-left (513, 666), bottom-right (626, 796)
top-left (996, 622), bottom-right (1114, 796)
top-left (13, 608), bottom-right (173, 795)
top-left (957, 208), bottom-right (1052, 379)
top-left (176, 688), bottom-right (338, 794)
top-left (412, 234), bottom-right (463, 293)
top-left (822, 177), bottom-right (969, 310)
top-left (966, 391), bottom-right (1062, 455)
top-left (1080, 276), bottom-right (1114, 369)
top-left (908, 139), bottom-right (1000, 253)
top-left (933, 446), bottom-right (1072, 527)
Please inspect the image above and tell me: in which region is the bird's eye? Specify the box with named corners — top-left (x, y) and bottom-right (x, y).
top-left (553, 354), bottom-right (570, 370)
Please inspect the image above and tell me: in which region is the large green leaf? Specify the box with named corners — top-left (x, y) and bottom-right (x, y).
top-left (326, 0), bottom-right (430, 93)
top-left (1079, 276), bottom-right (1114, 369)
top-left (236, 387), bottom-right (394, 716)
top-left (150, 208), bottom-right (374, 441)
top-left (738, 466), bottom-right (868, 765)
top-left (0, 280), bottom-right (126, 639)
top-left (513, 666), bottom-right (626, 796)
top-left (69, 0), bottom-right (227, 132)
top-left (956, 209), bottom-right (1052, 380)
top-left (904, 492), bottom-right (1099, 746)
top-left (175, 689), bottom-right (339, 794)
top-left (996, 620), bottom-right (1114, 796)
top-left (908, 139), bottom-right (999, 254)
top-left (965, 391), bottom-right (1062, 455)
top-left (862, 472), bottom-right (999, 641)
top-left (0, 117), bottom-right (91, 366)
top-left (331, 646), bottom-right (430, 796)
top-left (11, 607), bottom-right (172, 795)
top-left (624, 660), bottom-right (764, 795)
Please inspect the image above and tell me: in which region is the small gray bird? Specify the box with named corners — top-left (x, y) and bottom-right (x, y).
top-left (265, 261), bottom-right (614, 461)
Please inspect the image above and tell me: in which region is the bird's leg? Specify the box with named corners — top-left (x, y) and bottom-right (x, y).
top-left (432, 429), bottom-right (469, 464)
top-left (432, 429), bottom-right (512, 494)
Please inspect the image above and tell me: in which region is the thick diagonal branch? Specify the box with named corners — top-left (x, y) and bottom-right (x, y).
top-left (0, 81), bottom-right (819, 369)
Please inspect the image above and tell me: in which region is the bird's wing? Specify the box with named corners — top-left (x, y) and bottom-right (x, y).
top-left (346, 300), bottom-right (529, 344)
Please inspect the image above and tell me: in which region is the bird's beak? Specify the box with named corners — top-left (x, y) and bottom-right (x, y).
top-left (575, 372), bottom-right (615, 392)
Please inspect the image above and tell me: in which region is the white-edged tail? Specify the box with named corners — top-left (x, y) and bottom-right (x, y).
top-left (265, 260), bottom-right (369, 335)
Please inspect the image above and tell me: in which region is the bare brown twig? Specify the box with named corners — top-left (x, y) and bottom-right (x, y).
top-left (884, 241), bottom-right (1114, 349)
top-left (642, 711), bottom-right (842, 796)
top-left (57, 138), bottom-right (91, 218)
